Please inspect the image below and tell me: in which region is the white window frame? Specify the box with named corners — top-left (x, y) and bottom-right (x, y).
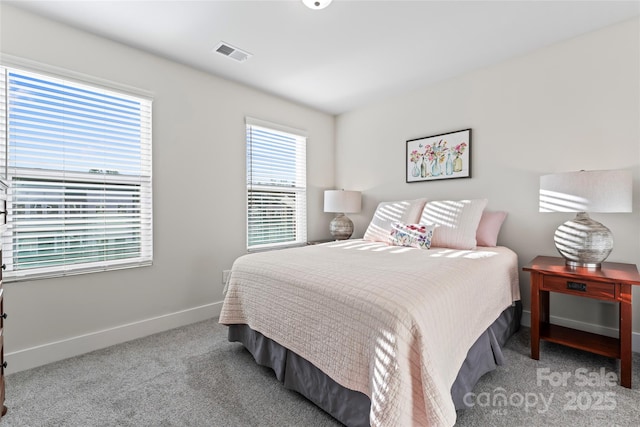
top-left (0, 60), bottom-right (153, 281)
top-left (246, 117), bottom-right (307, 251)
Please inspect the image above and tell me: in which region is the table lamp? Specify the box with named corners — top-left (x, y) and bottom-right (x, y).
top-left (539, 169), bottom-right (632, 268)
top-left (324, 190), bottom-right (361, 240)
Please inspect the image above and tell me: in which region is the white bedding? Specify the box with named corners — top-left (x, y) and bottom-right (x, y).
top-left (219, 239), bottom-right (520, 426)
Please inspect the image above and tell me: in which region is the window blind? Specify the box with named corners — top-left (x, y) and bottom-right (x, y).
top-left (246, 120), bottom-right (306, 250)
top-left (1, 66), bottom-right (153, 280)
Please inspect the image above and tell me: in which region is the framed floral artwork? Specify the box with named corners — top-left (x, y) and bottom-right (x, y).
top-left (406, 128), bottom-right (471, 183)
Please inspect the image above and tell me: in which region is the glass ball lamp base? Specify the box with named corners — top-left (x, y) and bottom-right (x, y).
top-left (330, 214), bottom-right (354, 240)
top-left (553, 212), bottom-right (613, 269)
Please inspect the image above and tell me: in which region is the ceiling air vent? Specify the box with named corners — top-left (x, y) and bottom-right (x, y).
top-left (213, 42), bottom-right (252, 62)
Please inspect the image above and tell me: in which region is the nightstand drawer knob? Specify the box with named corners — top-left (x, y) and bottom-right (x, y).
top-left (1, 362), bottom-right (6, 369)
top-left (567, 281), bottom-right (587, 292)
top-left (0, 313), bottom-right (6, 319)
top-left (1, 264), bottom-right (5, 270)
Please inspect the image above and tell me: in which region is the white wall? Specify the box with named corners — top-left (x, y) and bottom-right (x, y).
top-left (336, 18), bottom-right (640, 342)
top-left (0, 5), bottom-right (335, 372)
top-left (2, 6), bottom-right (639, 373)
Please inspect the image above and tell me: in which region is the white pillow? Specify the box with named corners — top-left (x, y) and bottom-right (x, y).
top-left (363, 198), bottom-right (428, 243)
top-left (419, 199), bottom-right (488, 249)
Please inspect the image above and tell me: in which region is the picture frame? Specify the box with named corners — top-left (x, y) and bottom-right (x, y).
top-left (406, 128), bottom-right (471, 183)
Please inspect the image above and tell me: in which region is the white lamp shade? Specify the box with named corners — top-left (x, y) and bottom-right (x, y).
top-left (324, 190), bottom-right (361, 213)
top-left (539, 169), bottom-right (632, 213)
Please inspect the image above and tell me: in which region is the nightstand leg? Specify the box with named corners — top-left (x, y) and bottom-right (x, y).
top-left (619, 284), bottom-right (632, 388)
top-left (530, 272), bottom-right (542, 360)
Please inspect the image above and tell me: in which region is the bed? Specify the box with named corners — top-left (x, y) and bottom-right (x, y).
top-left (219, 198), bottom-right (521, 426)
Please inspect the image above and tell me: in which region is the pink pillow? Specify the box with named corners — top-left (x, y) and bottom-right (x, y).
top-left (476, 210), bottom-right (507, 247)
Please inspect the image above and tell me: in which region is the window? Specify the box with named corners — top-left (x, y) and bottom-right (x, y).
top-left (246, 118), bottom-right (306, 250)
top-left (0, 66), bottom-right (152, 280)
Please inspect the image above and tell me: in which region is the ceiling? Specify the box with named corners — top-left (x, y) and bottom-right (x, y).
top-left (5, 1), bottom-right (640, 115)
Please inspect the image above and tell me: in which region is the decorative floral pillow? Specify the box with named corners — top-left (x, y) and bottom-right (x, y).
top-left (389, 223), bottom-right (435, 249)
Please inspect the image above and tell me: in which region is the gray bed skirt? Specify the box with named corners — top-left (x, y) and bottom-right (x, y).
top-left (228, 300), bottom-right (522, 427)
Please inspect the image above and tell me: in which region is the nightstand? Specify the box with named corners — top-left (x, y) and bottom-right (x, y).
top-left (0, 178), bottom-right (6, 417)
top-left (306, 239), bottom-right (334, 245)
top-left (523, 256), bottom-right (640, 388)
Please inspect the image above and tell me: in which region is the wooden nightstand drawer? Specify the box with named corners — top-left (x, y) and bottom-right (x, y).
top-left (0, 288), bottom-right (3, 329)
top-left (541, 275), bottom-right (615, 300)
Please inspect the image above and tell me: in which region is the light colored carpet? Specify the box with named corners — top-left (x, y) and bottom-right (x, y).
top-left (455, 328), bottom-right (640, 427)
top-left (4, 318), bottom-right (639, 426)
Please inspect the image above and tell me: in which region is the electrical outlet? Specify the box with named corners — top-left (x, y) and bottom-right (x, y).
top-left (222, 269), bottom-right (231, 284)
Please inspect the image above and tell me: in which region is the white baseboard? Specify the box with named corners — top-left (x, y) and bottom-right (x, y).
top-left (521, 310), bottom-right (640, 353)
top-left (5, 301), bottom-right (223, 374)
top-left (8, 305), bottom-right (637, 374)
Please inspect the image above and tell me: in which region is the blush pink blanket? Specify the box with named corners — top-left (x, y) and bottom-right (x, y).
top-left (220, 240), bottom-right (520, 426)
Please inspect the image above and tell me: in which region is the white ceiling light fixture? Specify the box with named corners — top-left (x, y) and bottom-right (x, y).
top-left (302, 0), bottom-right (333, 10)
